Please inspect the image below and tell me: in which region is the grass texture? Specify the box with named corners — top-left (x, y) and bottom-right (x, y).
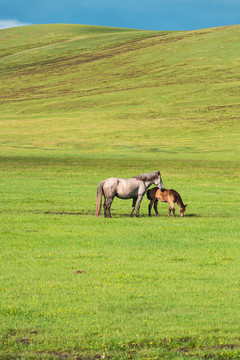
top-left (0, 24), bottom-right (240, 359)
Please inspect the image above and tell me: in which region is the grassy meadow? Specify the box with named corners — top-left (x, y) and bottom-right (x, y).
top-left (0, 24), bottom-right (240, 359)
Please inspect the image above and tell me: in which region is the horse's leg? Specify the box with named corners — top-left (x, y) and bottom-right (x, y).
top-left (106, 197), bottom-right (113, 218)
top-left (153, 199), bottom-right (160, 217)
top-left (136, 195), bottom-right (143, 217)
top-left (103, 191), bottom-right (108, 217)
top-left (103, 201), bottom-right (107, 218)
top-left (148, 199), bottom-right (154, 216)
top-left (130, 197), bottom-right (137, 217)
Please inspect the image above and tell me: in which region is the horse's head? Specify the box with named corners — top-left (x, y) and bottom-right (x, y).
top-left (154, 171), bottom-right (165, 191)
top-left (179, 204), bottom-right (188, 217)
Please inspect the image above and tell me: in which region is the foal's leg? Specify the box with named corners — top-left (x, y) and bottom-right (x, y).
top-left (130, 197), bottom-right (137, 217)
top-left (172, 206), bottom-right (176, 217)
top-left (148, 199), bottom-right (154, 216)
top-left (153, 199), bottom-right (160, 217)
top-left (168, 205), bottom-right (171, 217)
top-left (168, 203), bottom-right (175, 217)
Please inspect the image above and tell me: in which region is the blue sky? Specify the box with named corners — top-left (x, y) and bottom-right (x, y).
top-left (0, 0), bottom-right (239, 30)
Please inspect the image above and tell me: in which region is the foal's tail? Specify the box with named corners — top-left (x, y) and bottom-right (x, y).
top-left (95, 181), bottom-right (104, 217)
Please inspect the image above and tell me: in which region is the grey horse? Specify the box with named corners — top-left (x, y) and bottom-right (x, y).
top-left (95, 171), bottom-right (164, 218)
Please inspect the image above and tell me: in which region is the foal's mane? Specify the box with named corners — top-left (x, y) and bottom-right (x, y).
top-left (133, 171), bottom-right (159, 181)
top-left (174, 190), bottom-right (185, 208)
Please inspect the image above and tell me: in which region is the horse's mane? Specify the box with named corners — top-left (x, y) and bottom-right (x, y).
top-left (133, 171), bottom-right (159, 181)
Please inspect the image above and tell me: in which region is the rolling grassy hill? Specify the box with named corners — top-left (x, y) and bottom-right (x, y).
top-left (0, 24), bottom-right (240, 360)
top-left (0, 24), bottom-right (239, 159)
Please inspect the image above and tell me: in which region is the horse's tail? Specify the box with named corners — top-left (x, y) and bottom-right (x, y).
top-left (147, 189), bottom-right (152, 201)
top-left (96, 181), bottom-right (104, 217)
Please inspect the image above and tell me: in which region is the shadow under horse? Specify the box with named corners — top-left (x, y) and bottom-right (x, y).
top-left (96, 171), bottom-right (164, 218)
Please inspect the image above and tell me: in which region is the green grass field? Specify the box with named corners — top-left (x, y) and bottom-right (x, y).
top-left (0, 24), bottom-right (240, 360)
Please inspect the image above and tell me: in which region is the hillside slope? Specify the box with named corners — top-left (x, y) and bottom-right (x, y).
top-left (0, 24), bottom-right (239, 160)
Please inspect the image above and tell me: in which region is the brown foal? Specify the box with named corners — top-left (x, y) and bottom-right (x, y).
top-left (147, 187), bottom-right (187, 217)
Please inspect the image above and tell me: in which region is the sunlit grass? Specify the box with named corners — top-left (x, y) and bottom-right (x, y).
top-left (0, 154), bottom-right (239, 359)
top-left (0, 24), bottom-right (240, 359)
